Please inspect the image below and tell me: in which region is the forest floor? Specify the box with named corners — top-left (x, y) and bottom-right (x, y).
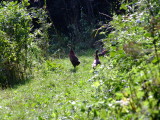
top-left (0, 50), bottom-right (104, 119)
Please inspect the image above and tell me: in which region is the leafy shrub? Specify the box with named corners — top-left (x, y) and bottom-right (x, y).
top-left (0, 1), bottom-right (32, 87)
top-left (87, 0), bottom-right (160, 119)
top-left (0, 1), bottom-right (50, 87)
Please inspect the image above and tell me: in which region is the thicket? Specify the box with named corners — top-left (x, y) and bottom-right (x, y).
top-left (46, 0), bottom-right (120, 54)
top-left (0, 1), bottom-right (50, 88)
top-left (85, 0), bottom-right (160, 119)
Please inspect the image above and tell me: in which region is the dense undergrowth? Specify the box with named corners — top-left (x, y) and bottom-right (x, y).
top-left (0, 0), bottom-right (160, 119)
top-left (89, 0), bottom-right (160, 119)
top-left (0, 1), bottom-right (50, 87)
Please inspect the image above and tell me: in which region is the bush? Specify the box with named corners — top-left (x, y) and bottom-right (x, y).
top-left (87, 0), bottom-right (160, 119)
top-left (0, 1), bottom-right (50, 88)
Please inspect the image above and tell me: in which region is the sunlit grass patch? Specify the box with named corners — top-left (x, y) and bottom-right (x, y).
top-left (0, 53), bottom-right (97, 119)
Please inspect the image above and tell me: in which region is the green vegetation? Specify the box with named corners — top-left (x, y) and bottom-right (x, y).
top-left (0, 0), bottom-right (160, 119)
top-left (0, 1), bottom-right (33, 86)
top-left (0, 54), bottom-right (97, 119)
top-left (0, 1), bottom-right (50, 87)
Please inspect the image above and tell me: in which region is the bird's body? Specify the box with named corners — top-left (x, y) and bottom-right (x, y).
top-left (92, 50), bottom-right (101, 69)
top-left (98, 49), bottom-right (107, 57)
top-left (69, 48), bottom-right (80, 68)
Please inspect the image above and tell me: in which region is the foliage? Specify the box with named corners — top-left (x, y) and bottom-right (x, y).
top-left (30, 7), bottom-right (52, 58)
top-left (87, 0), bottom-right (160, 119)
top-left (0, 1), bottom-right (50, 87)
top-left (49, 11), bottom-right (96, 57)
top-left (67, 11), bottom-right (96, 50)
top-left (0, 1), bottom-right (32, 87)
top-left (0, 0), bottom-right (159, 119)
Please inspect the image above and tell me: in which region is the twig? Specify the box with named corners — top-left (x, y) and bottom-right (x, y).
top-left (99, 12), bottom-right (113, 19)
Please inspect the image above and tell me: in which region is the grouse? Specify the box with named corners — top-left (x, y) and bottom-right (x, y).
top-left (98, 49), bottom-right (107, 57)
top-left (92, 50), bottom-right (101, 69)
top-left (68, 45), bottom-right (80, 68)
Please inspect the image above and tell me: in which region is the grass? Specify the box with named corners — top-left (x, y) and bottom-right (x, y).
top-left (0, 50), bottom-right (103, 120)
top-left (0, 49), bottom-right (159, 120)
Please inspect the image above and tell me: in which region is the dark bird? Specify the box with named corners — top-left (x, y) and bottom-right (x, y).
top-left (68, 45), bottom-right (80, 68)
top-left (98, 49), bottom-right (108, 57)
top-left (92, 50), bottom-right (101, 69)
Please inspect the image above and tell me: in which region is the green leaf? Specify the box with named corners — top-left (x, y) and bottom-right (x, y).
top-left (110, 51), bottom-right (116, 57)
top-left (92, 81), bottom-right (100, 88)
top-left (120, 4), bottom-right (127, 10)
top-left (144, 33), bottom-right (151, 37)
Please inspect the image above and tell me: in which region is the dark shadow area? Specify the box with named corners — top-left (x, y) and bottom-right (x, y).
top-left (0, 76), bottom-right (33, 90)
top-left (70, 68), bottom-right (78, 73)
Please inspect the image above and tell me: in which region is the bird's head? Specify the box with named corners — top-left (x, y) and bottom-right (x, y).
top-left (96, 50), bottom-right (99, 54)
top-left (68, 44), bottom-right (75, 54)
